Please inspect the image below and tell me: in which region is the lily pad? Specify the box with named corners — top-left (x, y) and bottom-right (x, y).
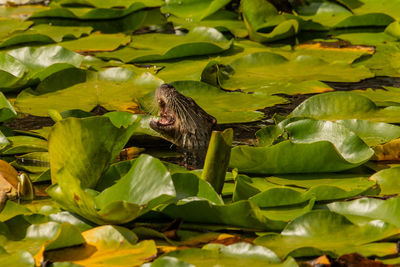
top-left (0, 25), bottom-right (93, 48)
top-left (15, 72), bottom-right (163, 116)
top-left (97, 27), bottom-right (232, 63)
top-left (230, 119), bottom-right (373, 174)
top-left (26, 221), bottom-right (85, 251)
top-left (369, 167), bottom-right (400, 195)
top-left (60, 33), bottom-right (131, 52)
top-left (42, 225), bottom-right (156, 266)
top-left (161, 243), bottom-right (298, 267)
top-left (0, 19), bottom-right (33, 40)
top-left (354, 87), bottom-right (400, 106)
top-left (255, 210), bottom-right (400, 258)
top-left (328, 197), bottom-right (400, 229)
top-left (30, 2), bottom-right (147, 20)
top-left (0, 92), bottom-right (17, 122)
top-left (168, 10), bottom-right (248, 38)
top-left (336, 119), bottom-right (400, 146)
top-left (1, 136), bottom-right (48, 155)
top-left (57, 0), bottom-right (163, 8)
top-left (337, 0), bottom-right (400, 20)
top-left (161, 199), bottom-right (286, 231)
top-left (234, 173), bottom-right (375, 206)
top-left (161, 0), bottom-right (231, 21)
top-left (241, 0), bottom-right (298, 43)
top-left (218, 52), bottom-right (373, 94)
top-left (290, 92), bottom-right (400, 123)
top-left (294, 1), bottom-right (352, 28)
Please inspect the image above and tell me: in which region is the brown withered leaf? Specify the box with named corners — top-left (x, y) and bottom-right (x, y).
top-left (372, 138), bottom-right (400, 161)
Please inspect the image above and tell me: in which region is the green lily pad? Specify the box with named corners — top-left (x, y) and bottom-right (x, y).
top-left (234, 173), bottom-right (375, 207)
top-left (0, 19), bottom-right (33, 40)
top-left (230, 119), bottom-right (373, 174)
top-left (30, 2), bottom-right (147, 20)
top-left (160, 0), bottom-right (231, 21)
top-left (97, 27), bottom-right (232, 63)
top-left (354, 87), bottom-right (400, 106)
top-left (241, 0), bottom-right (298, 43)
top-left (26, 221), bottom-right (85, 251)
top-left (354, 43), bottom-right (400, 77)
top-left (47, 116), bottom-right (179, 224)
top-left (57, 0), bottom-right (163, 8)
top-left (168, 10), bottom-right (248, 38)
top-left (0, 25), bottom-right (93, 48)
top-left (294, 1), bottom-right (352, 28)
top-left (369, 167), bottom-right (400, 195)
top-left (60, 33), bottom-right (131, 52)
top-left (94, 154), bottom-right (176, 209)
top-left (0, 200), bottom-right (32, 222)
top-left (255, 210), bottom-right (400, 258)
top-left (15, 72), bottom-right (163, 116)
top-left (160, 243), bottom-right (298, 267)
top-left (290, 92), bottom-right (400, 123)
top-left (337, 0), bottom-right (400, 20)
top-left (0, 92), bottom-right (17, 122)
top-left (0, 53), bottom-right (28, 91)
top-left (1, 46), bottom-right (84, 92)
top-left (155, 58), bottom-right (217, 83)
top-left (44, 226), bottom-right (156, 266)
top-left (219, 52), bottom-right (373, 94)
top-left (8, 45), bottom-right (83, 71)
top-left (0, 250), bottom-right (35, 267)
top-left (2, 136), bottom-right (48, 155)
top-left (328, 197), bottom-right (400, 229)
top-left (336, 119), bottom-right (400, 146)
top-left (161, 199), bottom-right (286, 231)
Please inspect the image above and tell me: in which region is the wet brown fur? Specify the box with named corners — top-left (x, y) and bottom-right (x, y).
top-left (150, 84), bottom-right (217, 168)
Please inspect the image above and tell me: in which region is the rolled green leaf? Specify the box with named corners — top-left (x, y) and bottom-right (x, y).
top-left (201, 128), bottom-right (233, 194)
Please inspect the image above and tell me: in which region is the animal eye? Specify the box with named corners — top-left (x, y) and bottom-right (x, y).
top-left (158, 100), bottom-right (165, 108)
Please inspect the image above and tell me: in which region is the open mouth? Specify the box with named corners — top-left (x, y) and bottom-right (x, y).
top-left (155, 114), bottom-right (175, 126)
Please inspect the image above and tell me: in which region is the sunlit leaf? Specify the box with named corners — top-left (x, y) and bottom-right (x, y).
top-left (162, 199), bottom-right (286, 231)
top-left (60, 33), bottom-right (131, 52)
top-left (234, 173), bottom-right (375, 207)
top-left (328, 197), bottom-right (400, 229)
top-left (168, 10), bottom-right (248, 38)
top-left (290, 92), bottom-right (400, 123)
top-left (255, 210), bottom-right (400, 258)
top-left (15, 72), bottom-right (163, 116)
top-left (230, 119), bottom-right (373, 174)
top-left (336, 119), bottom-right (400, 146)
top-left (2, 136), bottom-right (47, 155)
top-left (219, 52), bottom-right (373, 95)
top-left (162, 243), bottom-right (298, 267)
top-left (294, 1), bottom-right (352, 28)
top-left (337, 0), bottom-right (400, 20)
top-left (97, 27), bottom-right (232, 63)
top-left (26, 222), bottom-right (85, 251)
top-left (369, 167), bottom-right (400, 195)
top-left (161, 0), bottom-right (231, 21)
top-left (0, 19), bottom-right (33, 40)
top-left (31, 2), bottom-right (147, 20)
top-left (43, 225), bottom-right (156, 266)
top-left (241, 0), bottom-right (298, 43)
